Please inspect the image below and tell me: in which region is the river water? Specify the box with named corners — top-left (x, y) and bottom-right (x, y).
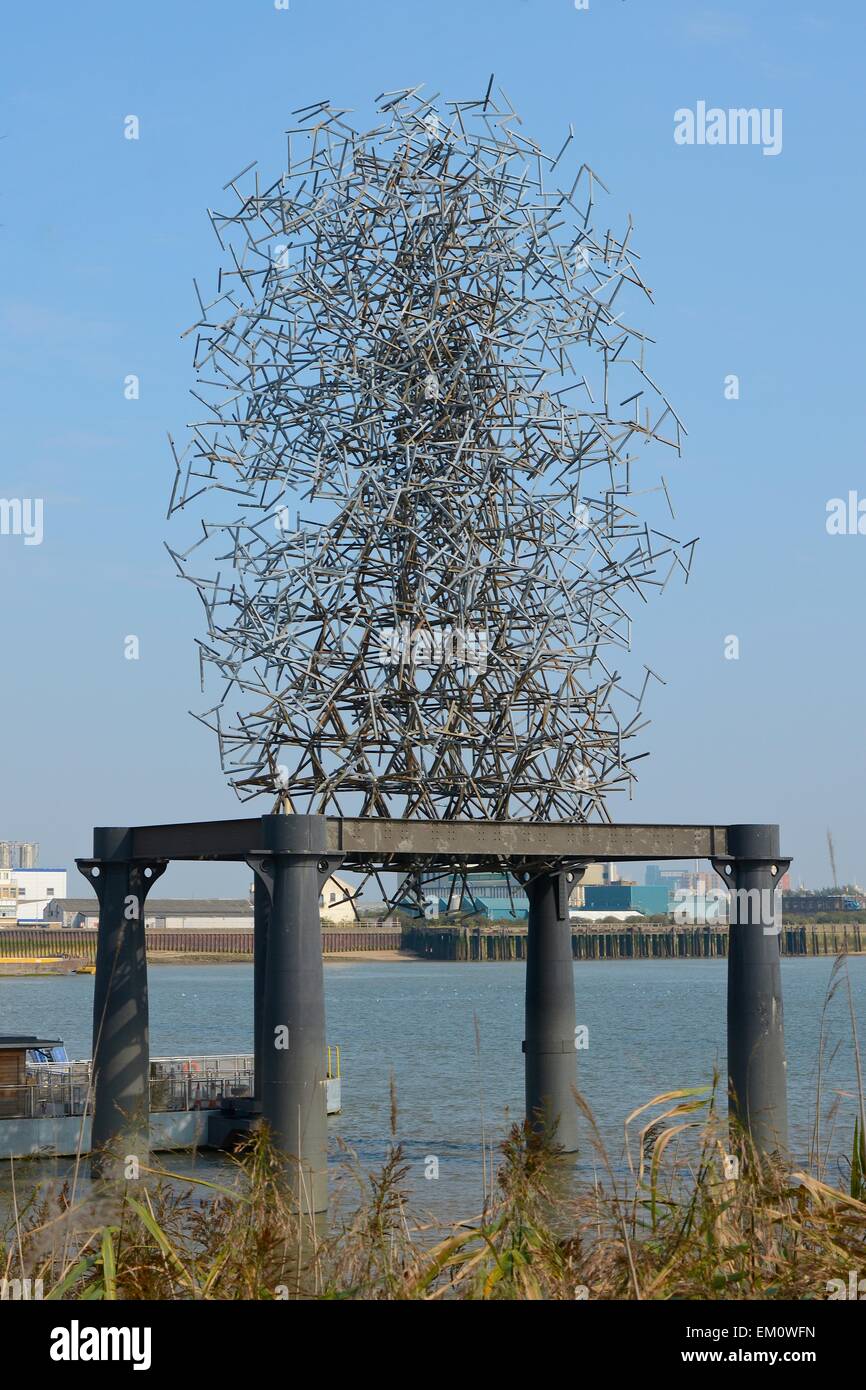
top-left (1, 956), bottom-right (864, 1223)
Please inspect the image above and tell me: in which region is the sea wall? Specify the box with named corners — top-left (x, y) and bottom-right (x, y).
top-left (2, 921), bottom-right (864, 963)
top-left (0, 926), bottom-right (403, 960)
top-left (401, 921), bottom-right (866, 961)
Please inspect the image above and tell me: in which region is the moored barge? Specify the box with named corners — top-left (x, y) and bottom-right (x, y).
top-left (0, 1036), bottom-right (341, 1159)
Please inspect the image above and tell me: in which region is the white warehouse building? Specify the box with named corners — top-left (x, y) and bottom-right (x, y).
top-left (43, 875), bottom-right (357, 930)
top-left (44, 898), bottom-right (254, 931)
top-left (10, 868), bottom-right (68, 923)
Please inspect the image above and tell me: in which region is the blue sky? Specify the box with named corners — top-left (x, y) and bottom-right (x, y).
top-left (1, 0), bottom-right (863, 895)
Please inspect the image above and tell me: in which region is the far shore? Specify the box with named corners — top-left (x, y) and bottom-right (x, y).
top-left (324, 949), bottom-right (410, 963)
top-left (146, 949), bottom-right (415, 965)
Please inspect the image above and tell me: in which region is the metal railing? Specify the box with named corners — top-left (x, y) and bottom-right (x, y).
top-left (0, 1075), bottom-right (254, 1119)
top-left (149, 1073), bottom-right (253, 1112)
top-left (150, 1050), bottom-right (341, 1080)
top-left (1, 1048), bottom-right (342, 1119)
top-left (150, 1053), bottom-right (254, 1076)
top-left (0, 1080), bottom-right (90, 1120)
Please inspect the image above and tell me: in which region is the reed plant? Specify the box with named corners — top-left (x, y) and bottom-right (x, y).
top-left (3, 960), bottom-right (865, 1301)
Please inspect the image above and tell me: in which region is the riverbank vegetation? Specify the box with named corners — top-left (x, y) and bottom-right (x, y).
top-left (3, 962), bottom-right (865, 1301)
top-left (4, 1093), bottom-right (864, 1300)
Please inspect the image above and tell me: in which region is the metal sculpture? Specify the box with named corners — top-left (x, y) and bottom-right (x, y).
top-left (168, 83), bottom-right (694, 851)
top-left (78, 90), bottom-right (790, 1209)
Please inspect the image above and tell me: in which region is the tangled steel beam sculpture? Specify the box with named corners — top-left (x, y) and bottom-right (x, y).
top-left (168, 82), bottom-right (694, 834)
top-left (87, 90), bottom-right (798, 1203)
top-left (79, 86), bottom-right (792, 1195)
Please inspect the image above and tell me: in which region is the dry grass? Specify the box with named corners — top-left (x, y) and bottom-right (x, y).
top-left (3, 1092), bottom-right (865, 1301)
top-left (3, 955), bottom-right (864, 1301)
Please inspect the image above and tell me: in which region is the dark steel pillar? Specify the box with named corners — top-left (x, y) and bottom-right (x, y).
top-left (252, 873), bottom-right (270, 1100)
top-left (713, 825), bottom-right (791, 1156)
top-left (252, 814), bottom-right (341, 1214)
top-left (522, 867), bottom-right (583, 1151)
top-left (77, 831), bottom-right (166, 1179)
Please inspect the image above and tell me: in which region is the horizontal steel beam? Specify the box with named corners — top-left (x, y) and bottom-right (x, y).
top-left (104, 818), bottom-right (732, 865)
top-left (330, 819), bottom-right (730, 863)
top-left (123, 819), bottom-right (265, 862)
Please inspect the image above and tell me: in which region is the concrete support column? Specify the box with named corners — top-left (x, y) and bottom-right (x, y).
top-left (252, 814), bottom-right (341, 1215)
top-left (713, 825), bottom-right (791, 1156)
top-left (522, 866), bottom-right (584, 1152)
top-left (76, 830), bottom-right (166, 1179)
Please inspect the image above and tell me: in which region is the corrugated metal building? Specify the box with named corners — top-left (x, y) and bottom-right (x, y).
top-left (582, 885), bottom-right (671, 916)
top-left (43, 898), bottom-right (253, 930)
top-left (464, 895), bottom-right (528, 920)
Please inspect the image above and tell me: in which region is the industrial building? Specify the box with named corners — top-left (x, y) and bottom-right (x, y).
top-left (416, 864), bottom-right (624, 920)
top-left (42, 874), bottom-right (356, 930)
top-left (0, 841), bottom-right (39, 870)
top-left (414, 870), bottom-right (527, 919)
top-left (44, 898), bottom-right (253, 930)
top-left (460, 891), bottom-right (528, 921)
top-left (318, 873), bottom-right (358, 924)
top-left (39, 899), bottom-right (101, 929)
top-left (581, 884), bottom-right (671, 917)
top-left (645, 863), bottom-right (691, 890)
top-left (646, 862), bottom-right (791, 895)
top-left (782, 890), bottom-right (866, 914)
top-left (425, 870), bottom-right (528, 913)
top-left (0, 871), bottom-right (16, 923)
top-left (0, 867), bottom-right (68, 924)
top-left (0, 844), bottom-right (64, 924)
